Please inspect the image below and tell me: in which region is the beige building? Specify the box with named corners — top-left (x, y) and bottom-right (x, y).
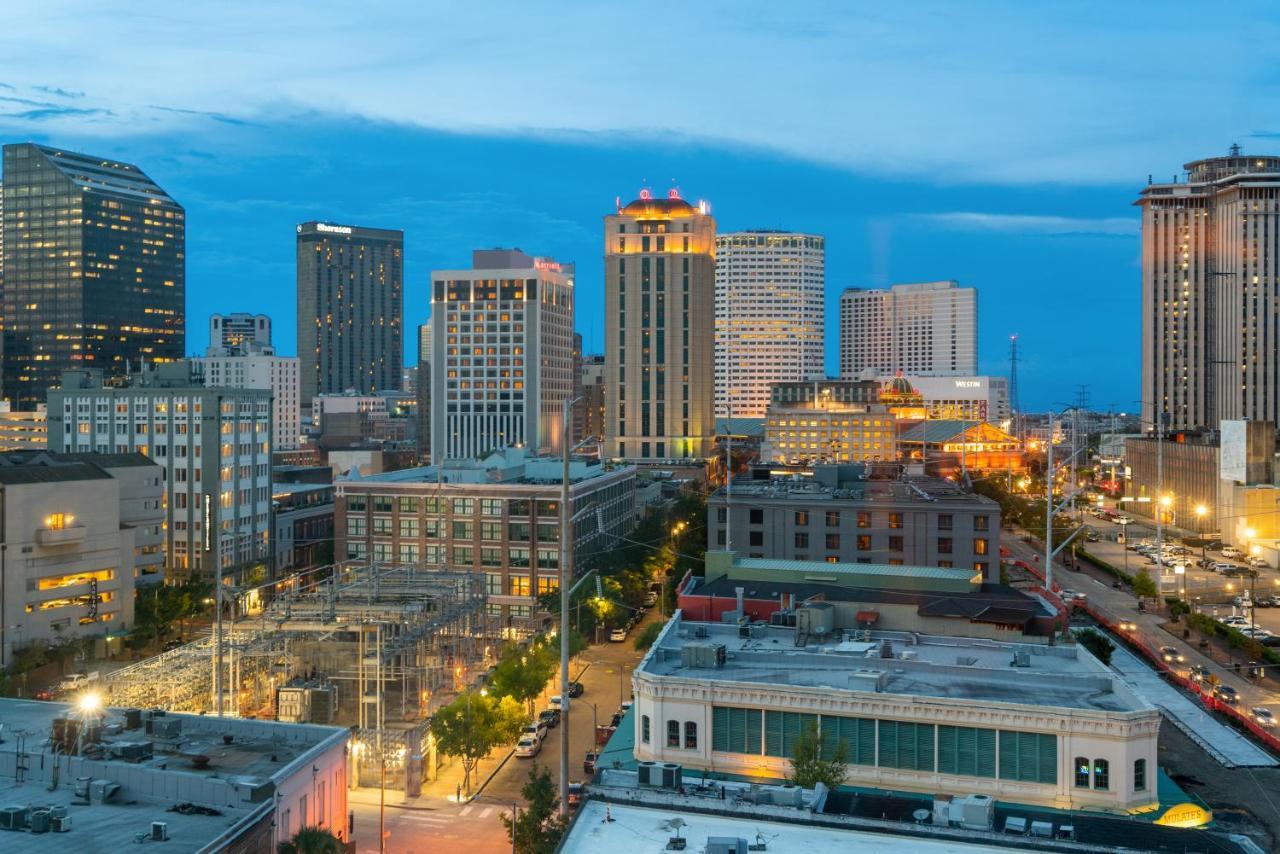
top-left (0, 453), bottom-right (163, 666)
top-left (1139, 148), bottom-right (1280, 431)
top-left (605, 190), bottom-right (716, 461)
top-left (714, 231), bottom-right (824, 419)
top-left (633, 615), bottom-right (1160, 813)
top-left (763, 402), bottom-right (896, 464)
top-left (840, 281), bottom-right (977, 378)
top-left (0, 402), bottom-right (47, 450)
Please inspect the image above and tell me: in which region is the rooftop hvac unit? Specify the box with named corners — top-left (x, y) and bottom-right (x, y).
top-left (796, 602), bottom-right (834, 636)
top-left (151, 718), bottom-right (182, 739)
top-left (49, 806), bottom-right (68, 820)
top-left (1014, 651), bottom-right (1032, 668)
top-left (636, 761), bottom-right (658, 787)
top-left (277, 687), bottom-right (308, 723)
top-left (89, 780), bottom-right (121, 803)
top-left (28, 810), bottom-right (50, 834)
top-left (123, 708), bottom-right (143, 730)
top-left (306, 686), bottom-right (336, 724)
top-left (706, 838), bottom-right (748, 854)
top-left (50, 814), bottom-right (72, 833)
top-left (0, 806), bottom-right (28, 830)
top-left (115, 741), bottom-right (154, 763)
top-left (151, 821), bottom-right (169, 841)
top-left (660, 763), bottom-right (682, 790)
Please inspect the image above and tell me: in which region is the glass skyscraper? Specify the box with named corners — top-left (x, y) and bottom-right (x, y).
top-left (296, 221), bottom-right (403, 406)
top-left (0, 143), bottom-right (185, 409)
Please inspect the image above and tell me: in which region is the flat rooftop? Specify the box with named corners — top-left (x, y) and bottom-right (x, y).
top-left (642, 618), bottom-right (1150, 714)
top-left (0, 698), bottom-right (347, 852)
top-left (716, 473), bottom-right (996, 505)
top-left (563, 800), bottom-right (1018, 854)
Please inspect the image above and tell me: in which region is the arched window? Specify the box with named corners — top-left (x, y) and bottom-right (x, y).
top-left (1093, 758), bottom-right (1109, 791)
top-left (1133, 758), bottom-right (1146, 792)
top-left (1074, 757), bottom-right (1091, 788)
top-left (684, 721), bottom-right (698, 749)
top-left (641, 715), bottom-right (650, 744)
top-left (666, 720), bottom-right (680, 748)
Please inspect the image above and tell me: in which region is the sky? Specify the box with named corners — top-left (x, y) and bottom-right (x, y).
top-left (3, 1), bottom-right (1280, 411)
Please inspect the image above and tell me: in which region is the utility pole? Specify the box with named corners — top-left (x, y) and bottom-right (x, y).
top-left (1155, 410), bottom-right (1165, 592)
top-left (558, 395), bottom-right (581, 816)
top-left (1045, 422), bottom-right (1054, 593)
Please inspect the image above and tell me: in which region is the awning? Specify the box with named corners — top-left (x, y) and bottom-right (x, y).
top-left (854, 610), bottom-right (879, 623)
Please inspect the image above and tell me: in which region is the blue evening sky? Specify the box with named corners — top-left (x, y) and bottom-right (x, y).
top-left (3, 1), bottom-right (1280, 410)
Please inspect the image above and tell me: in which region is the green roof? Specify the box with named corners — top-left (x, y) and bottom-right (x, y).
top-left (707, 551), bottom-right (981, 594)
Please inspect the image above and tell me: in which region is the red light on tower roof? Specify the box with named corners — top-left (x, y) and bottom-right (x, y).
top-left (639, 188), bottom-right (652, 201)
top-left (668, 188), bottom-right (681, 200)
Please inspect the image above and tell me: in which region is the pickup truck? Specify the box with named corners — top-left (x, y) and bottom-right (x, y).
top-left (57, 672), bottom-right (99, 694)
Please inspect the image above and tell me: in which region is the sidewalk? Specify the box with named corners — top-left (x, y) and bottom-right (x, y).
top-left (348, 743), bottom-right (516, 812)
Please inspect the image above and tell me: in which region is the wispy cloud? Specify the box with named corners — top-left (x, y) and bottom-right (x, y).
top-left (33, 85), bottom-right (85, 99)
top-left (149, 105), bottom-right (254, 127)
top-left (917, 212), bottom-right (1138, 236)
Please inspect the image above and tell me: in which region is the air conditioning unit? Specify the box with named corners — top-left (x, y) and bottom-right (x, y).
top-left (660, 763), bottom-right (683, 790)
top-left (151, 821), bottom-right (169, 841)
top-left (28, 810), bottom-right (50, 834)
top-left (636, 761), bottom-right (657, 786)
top-left (151, 718), bottom-right (182, 739)
top-left (0, 806), bottom-right (28, 830)
top-left (50, 815), bottom-right (72, 833)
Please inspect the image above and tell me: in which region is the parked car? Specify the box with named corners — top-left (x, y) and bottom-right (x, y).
top-left (643, 591), bottom-right (659, 607)
top-left (568, 782), bottom-right (585, 808)
top-left (1118, 620), bottom-right (1137, 632)
top-left (548, 695), bottom-right (563, 710)
top-left (583, 751), bottom-right (598, 774)
top-left (568, 681), bottom-right (585, 698)
top-left (1159, 646), bottom-right (1186, 665)
top-left (1189, 665), bottom-right (1210, 683)
top-left (1222, 546), bottom-right (1244, 559)
top-left (609, 627), bottom-right (627, 643)
top-left (1233, 596), bottom-right (1252, 608)
top-left (539, 709), bottom-right (561, 729)
top-left (1252, 708), bottom-right (1276, 729)
top-left (57, 672), bottom-right (97, 694)
top-left (162, 638), bottom-right (185, 651)
top-left (1248, 556), bottom-right (1270, 569)
top-left (515, 736), bottom-right (541, 758)
top-left (1256, 596), bottom-right (1278, 608)
top-left (523, 720), bottom-right (548, 742)
top-left (1215, 685), bottom-right (1240, 705)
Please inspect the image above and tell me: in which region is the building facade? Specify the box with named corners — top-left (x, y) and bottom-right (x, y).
top-left (714, 231), bottom-right (824, 419)
top-left (580, 354), bottom-right (606, 445)
top-left (1, 143), bottom-right (185, 410)
top-left (1139, 149), bottom-right (1280, 431)
top-left (336, 448), bottom-right (636, 626)
top-left (876, 374), bottom-right (1010, 423)
top-left (47, 364), bottom-right (272, 583)
top-left (633, 616), bottom-right (1160, 813)
top-left (195, 348), bottom-right (301, 451)
top-left (273, 482), bottom-right (335, 573)
top-left (0, 402), bottom-right (47, 449)
top-left (296, 221), bottom-right (403, 405)
top-left (210, 313), bottom-right (271, 352)
top-left (840, 281), bottom-right (977, 378)
top-left (605, 190), bottom-right (716, 461)
top-left (417, 321), bottom-right (432, 462)
top-left (763, 401), bottom-right (896, 464)
top-left (710, 467), bottom-right (1001, 579)
top-left (430, 249), bottom-right (574, 460)
top-left (1124, 432), bottom-right (1220, 532)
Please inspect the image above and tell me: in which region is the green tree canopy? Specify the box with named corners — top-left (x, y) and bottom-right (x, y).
top-left (1075, 628), bottom-right (1115, 666)
top-left (500, 766), bottom-right (568, 854)
top-left (278, 826), bottom-right (344, 854)
top-left (787, 721), bottom-right (848, 790)
top-left (431, 691), bottom-right (526, 794)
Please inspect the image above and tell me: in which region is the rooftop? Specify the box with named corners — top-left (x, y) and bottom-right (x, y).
top-left (0, 698), bottom-right (347, 853)
top-left (0, 454), bottom-right (112, 485)
top-left (717, 467), bottom-right (997, 506)
top-left (640, 617), bottom-right (1150, 714)
top-left (340, 446), bottom-right (631, 486)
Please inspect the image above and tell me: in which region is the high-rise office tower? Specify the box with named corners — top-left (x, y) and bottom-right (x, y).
top-left (430, 249), bottom-right (574, 460)
top-left (1, 143), bottom-right (185, 410)
top-left (839, 281), bottom-right (977, 378)
top-left (210, 313), bottom-right (271, 352)
top-left (296, 221), bottom-right (403, 406)
top-left (715, 231), bottom-right (824, 418)
top-left (1139, 147), bottom-right (1280, 430)
top-left (416, 321), bottom-right (431, 461)
top-left (605, 190), bottom-right (716, 461)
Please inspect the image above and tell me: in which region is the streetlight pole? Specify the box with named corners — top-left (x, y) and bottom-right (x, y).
top-left (559, 395), bottom-right (582, 817)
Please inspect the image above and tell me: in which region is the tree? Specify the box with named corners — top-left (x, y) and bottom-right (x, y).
top-left (1075, 628), bottom-right (1114, 666)
top-left (501, 766), bottom-right (568, 854)
top-left (633, 622), bottom-right (662, 652)
top-left (787, 721), bottom-right (847, 790)
top-left (1130, 569), bottom-right (1157, 599)
top-left (278, 826), bottom-right (344, 854)
top-left (431, 691), bottom-right (525, 794)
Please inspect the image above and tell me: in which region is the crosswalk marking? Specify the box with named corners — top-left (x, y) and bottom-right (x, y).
top-left (478, 806), bottom-right (495, 819)
top-left (398, 812), bottom-right (447, 824)
top-left (459, 805), bottom-right (474, 816)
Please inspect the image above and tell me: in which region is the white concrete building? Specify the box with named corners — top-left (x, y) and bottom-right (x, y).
top-left (632, 616), bottom-right (1160, 813)
top-left (715, 231), bottom-right (824, 419)
top-left (840, 281), bottom-right (977, 378)
top-left (47, 364), bottom-right (273, 584)
top-left (874, 374), bottom-right (1010, 423)
top-left (0, 698), bottom-right (349, 852)
top-left (210, 312), bottom-right (272, 352)
top-left (196, 349), bottom-right (301, 451)
top-left (431, 248), bottom-right (574, 460)
top-left (0, 401), bottom-right (48, 449)
top-left (0, 452), bottom-right (164, 666)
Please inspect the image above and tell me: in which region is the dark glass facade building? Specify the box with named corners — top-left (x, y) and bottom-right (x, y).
top-left (0, 143), bottom-right (185, 409)
top-left (296, 221), bottom-right (403, 406)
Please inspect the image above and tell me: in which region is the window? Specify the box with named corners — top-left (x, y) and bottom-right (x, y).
top-left (936, 725), bottom-right (996, 778)
top-left (877, 720), bottom-right (936, 771)
top-left (399, 517), bottom-right (419, 537)
top-left (857, 534), bottom-right (871, 550)
top-left (826, 534), bottom-right (840, 550)
top-left (938, 514), bottom-right (953, 531)
top-left (347, 516), bottom-right (367, 536)
top-left (481, 521), bottom-right (502, 541)
top-left (507, 499), bottom-right (531, 516)
top-left (452, 498), bottom-right (474, 515)
top-left (749, 531), bottom-right (763, 547)
top-left (536, 523), bottom-right (559, 542)
top-left (749, 508), bottom-right (763, 524)
top-left (641, 715), bottom-right (650, 744)
top-left (347, 496), bottom-right (366, 511)
top-left (684, 721), bottom-right (698, 749)
top-left (974, 515), bottom-right (989, 531)
top-left (818, 714), bottom-right (876, 765)
top-left (825, 511), bottom-right (840, 527)
top-left (1133, 758), bottom-right (1146, 791)
top-left (1075, 757), bottom-right (1091, 788)
top-left (856, 511), bottom-right (870, 528)
top-left (794, 532), bottom-right (809, 549)
top-left (888, 513), bottom-right (903, 529)
top-left (509, 575), bottom-right (531, 596)
top-left (480, 498), bottom-right (502, 516)
top-left (398, 497), bottom-right (418, 513)
top-left (794, 511), bottom-right (809, 526)
top-left (998, 731), bottom-right (1057, 784)
top-left (712, 706), bottom-right (762, 754)
top-left (481, 548), bottom-right (502, 567)
top-left (398, 543), bottom-right (419, 563)
top-left (667, 720), bottom-right (680, 748)
top-left (937, 537), bottom-right (953, 554)
top-left (974, 538), bottom-right (989, 556)
top-left (453, 546), bottom-right (473, 565)
top-left (1093, 758), bottom-right (1109, 790)
top-left (765, 710), bottom-right (818, 757)
top-left (452, 521), bottom-right (474, 540)
top-left (373, 496), bottom-right (393, 513)
top-left (888, 536), bottom-right (903, 551)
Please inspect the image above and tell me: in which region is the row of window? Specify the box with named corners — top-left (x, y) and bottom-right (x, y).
top-left (736, 508), bottom-right (989, 531)
top-left (346, 495), bottom-right (559, 517)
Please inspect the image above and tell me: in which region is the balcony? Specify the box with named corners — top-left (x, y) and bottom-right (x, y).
top-left (36, 524), bottom-right (86, 546)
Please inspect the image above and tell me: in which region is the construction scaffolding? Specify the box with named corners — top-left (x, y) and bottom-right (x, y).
top-left (100, 561), bottom-right (494, 787)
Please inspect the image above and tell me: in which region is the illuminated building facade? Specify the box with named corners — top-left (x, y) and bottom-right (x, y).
top-left (296, 221), bottom-right (403, 406)
top-left (210, 313), bottom-right (271, 352)
top-left (762, 379), bottom-right (893, 464)
top-left (714, 231), bottom-right (824, 418)
top-left (605, 190), bottom-right (716, 461)
top-left (839, 281), bottom-right (977, 378)
top-left (430, 249), bottom-right (574, 460)
top-left (0, 143), bottom-right (185, 410)
top-left (1138, 148), bottom-right (1280, 430)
